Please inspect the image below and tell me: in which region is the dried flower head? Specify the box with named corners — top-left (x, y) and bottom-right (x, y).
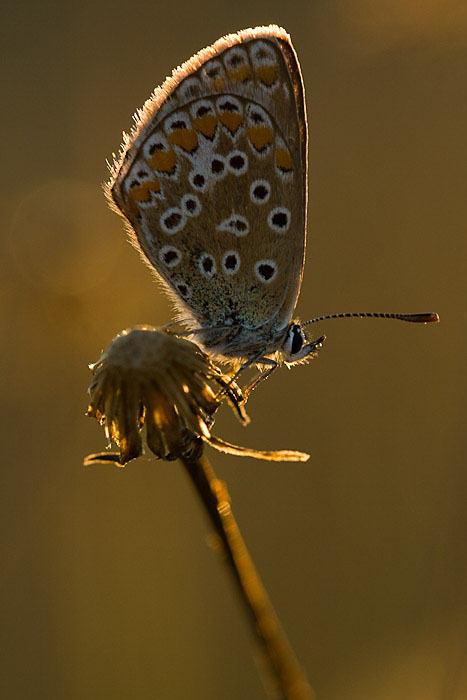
top-left (85, 327), bottom-right (310, 466)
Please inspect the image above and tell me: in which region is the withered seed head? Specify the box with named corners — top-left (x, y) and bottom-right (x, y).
top-left (85, 327), bottom-right (246, 464)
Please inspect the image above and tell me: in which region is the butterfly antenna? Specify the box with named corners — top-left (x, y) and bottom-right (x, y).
top-left (302, 312), bottom-right (439, 327)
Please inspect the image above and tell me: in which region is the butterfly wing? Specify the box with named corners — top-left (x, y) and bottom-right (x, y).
top-left (109, 25), bottom-right (307, 335)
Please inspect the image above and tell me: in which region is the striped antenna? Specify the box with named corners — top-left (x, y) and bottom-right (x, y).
top-left (302, 312), bottom-right (439, 327)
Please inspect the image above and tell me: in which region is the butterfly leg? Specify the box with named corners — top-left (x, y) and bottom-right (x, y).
top-left (214, 350), bottom-right (268, 401)
top-left (242, 358), bottom-right (279, 399)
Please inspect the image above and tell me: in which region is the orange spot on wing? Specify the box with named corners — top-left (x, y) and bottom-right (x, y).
top-left (219, 111), bottom-right (243, 134)
top-left (129, 179), bottom-right (161, 202)
top-left (256, 64), bottom-right (278, 87)
top-left (248, 126), bottom-right (273, 151)
top-left (276, 148), bottom-right (293, 171)
top-left (192, 114), bottom-right (218, 139)
top-left (125, 198), bottom-right (139, 218)
top-left (228, 65), bottom-right (251, 82)
top-left (212, 77), bottom-right (227, 91)
top-left (149, 149), bottom-right (177, 173)
top-left (168, 128), bottom-right (198, 152)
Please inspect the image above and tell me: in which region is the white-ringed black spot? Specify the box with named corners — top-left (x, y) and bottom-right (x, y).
top-left (254, 259), bottom-right (278, 283)
top-left (158, 245), bottom-right (182, 268)
top-left (246, 103), bottom-right (270, 127)
top-left (189, 171), bottom-right (206, 191)
top-left (228, 150), bottom-right (248, 175)
top-left (196, 105), bottom-right (211, 117)
top-left (222, 250), bottom-right (240, 275)
top-left (198, 252), bottom-right (216, 278)
top-left (250, 179), bottom-right (270, 204)
top-left (160, 207), bottom-right (186, 234)
top-left (251, 111), bottom-right (264, 124)
top-left (251, 41), bottom-right (276, 64)
top-left (149, 141), bottom-right (164, 155)
top-left (216, 96), bottom-right (242, 116)
top-left (211, 157), bottom-right (225, 175)
top-left (166, 113), bottom-right (190, 132)
top-left (218, 99), bottom-right (240, 112)
top-left (181, 193), bottom-right (201, 217)
top-left (217, 214), bottom-right (249, 237)
top-left (179, 77), bottom-right (201, 100)
top-left (229, 55), bottom-right (242, 67)
top-left (203, 60), bottom-right (226, 86)
top-left (226, 49), bottom-right (248, 69)
top-left (206, 65), bottom-right (220, 79)
top-left (268, 207), bottom-right (290, 233)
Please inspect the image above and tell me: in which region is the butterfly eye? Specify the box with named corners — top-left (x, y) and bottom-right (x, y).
top-left (283, 324), bottom-right (305, 360)
top-left (291, 325), bottom-right (305, 354)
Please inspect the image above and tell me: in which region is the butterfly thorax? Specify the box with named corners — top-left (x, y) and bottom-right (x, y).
top-left (189, 320), bottom-right (289, 362)
top-left (187, 318), bottom-right (320, 368)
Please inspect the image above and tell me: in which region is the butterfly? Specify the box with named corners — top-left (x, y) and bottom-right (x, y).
top-left (106, 25), bottom-right (438, 386)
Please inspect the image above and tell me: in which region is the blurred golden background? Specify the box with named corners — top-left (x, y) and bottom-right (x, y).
top-left (2, 1), bottom-right (466, 698)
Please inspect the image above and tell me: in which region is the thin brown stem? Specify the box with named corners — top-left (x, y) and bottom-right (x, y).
top-left (181, 452), bottom-right (316, 700)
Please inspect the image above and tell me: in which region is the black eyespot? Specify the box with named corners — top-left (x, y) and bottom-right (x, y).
top-left (233, 219), bottom-right (247, 232)
top-left (164, 212), bottom-right (182, 229)
top-left (254, 259), bottom-right (277, 283)
top-left (159, 246), bottom-right (182, 267)
top-left (207, 67), bottom-right (220, 78)
top-left (251, 111), bottom-right (264, 123)
top-left (177, 283), bottom-right (188, 296)
top-left (222, 252), bottom-right (240, 274)
top-left (137, 170), bottom-right (147, 178)
top-left (219, 100), bottom-right (238, 112)
top-left (196, 105), bottom-right (211, 117)
top-left (164, 250), bottom-right (178, 264)
top-left (229, 54), bottom-right (243, 67)
top-left (192, 173), bottom-right (205, 188)
top-left (291, 326), bottom-right (304, 355)
top-left (171, 120), bottom-right (187, 130)
top-left (218, 215), bottom-right (249, 237)
top-left (272, 212), bottom-right (288, 228)
top-left (229, 154), bottom-right (245, 170)
top-left (149, 142), bottom-right (164, 154)
top-left (211, 158), bottom-right (225, 174)
top-left (268, 208), bottom-right (290, 232)
top-left (199, 253), bottom-right (216, 277)
top-left (257, 263), bottom-right (275, 281)
top-left (254, 185), bottom-right (267, 199)
top-left (129, 180), bottom-right (140, 189)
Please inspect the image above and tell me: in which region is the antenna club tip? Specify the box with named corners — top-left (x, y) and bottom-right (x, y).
top-left (410, 312), bottom-right (440, 324)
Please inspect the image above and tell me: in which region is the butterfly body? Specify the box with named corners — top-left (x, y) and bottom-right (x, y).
top-left (108, 26), bottom-right (316, 365)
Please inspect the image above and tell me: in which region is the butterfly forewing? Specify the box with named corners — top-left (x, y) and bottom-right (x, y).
top-left (109, 26), bottom-right (307, 338)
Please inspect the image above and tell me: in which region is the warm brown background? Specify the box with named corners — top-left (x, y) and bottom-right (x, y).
top-left (2, 1), bottom-right (466, 698)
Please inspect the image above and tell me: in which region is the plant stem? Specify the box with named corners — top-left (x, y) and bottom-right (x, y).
top-left (181, 452), bottom-right (316, 700)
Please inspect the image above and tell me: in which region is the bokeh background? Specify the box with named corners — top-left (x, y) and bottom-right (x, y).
top-left (2, 1), bottom-right (466, 698)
